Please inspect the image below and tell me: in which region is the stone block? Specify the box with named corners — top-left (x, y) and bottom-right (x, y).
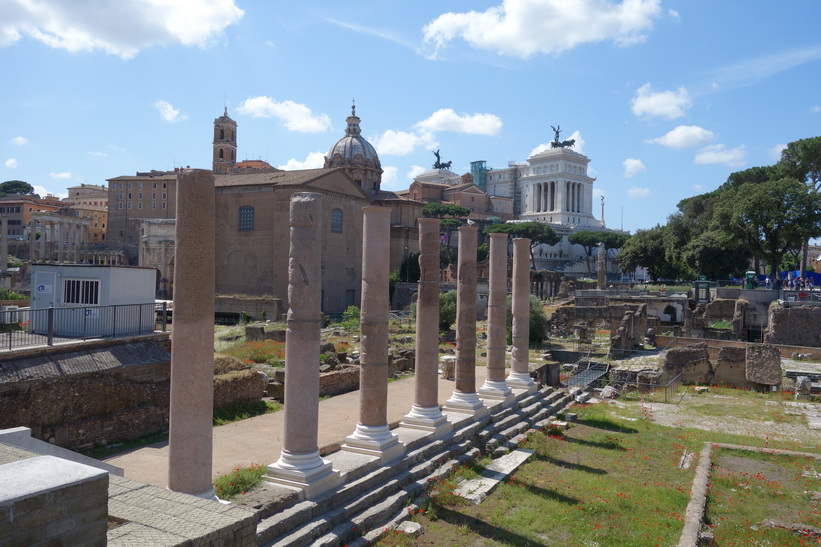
top-left (745, 344), bottom-right (782, 386)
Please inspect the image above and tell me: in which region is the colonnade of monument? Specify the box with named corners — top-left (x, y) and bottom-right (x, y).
top-left (24, 216), bottom-right (123, 265)
top-left (167, 171), bottom-right (536, 499)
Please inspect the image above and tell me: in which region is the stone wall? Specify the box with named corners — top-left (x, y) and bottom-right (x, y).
top-left (0, 456), bottom-right (108, 547)
top-left (319, 366), bottom-right (360, 397)
top-left (713, 346), bottom-right (748, 387)
top-left (610, 303), bottom-right (647, 356)
top-left (548, 304), bottom-right (643, 338)
top-left (662, 342), bottom-right (711, 384)
top-left (703, 298), bottom-right (736, 325)
top-left (213, 370), bottom-right (267, 409)
top-left (765, 305), bottom-right (821, 347)
top-left (214, 295), bottom-right (284, 322)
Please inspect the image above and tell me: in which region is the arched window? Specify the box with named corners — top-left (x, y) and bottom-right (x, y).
top-left (239, 205), bottom-right (254, 231)
top-left (330, 209), bottom-right (343, 234)
top-left (219, 149), bottom-right (224, 160)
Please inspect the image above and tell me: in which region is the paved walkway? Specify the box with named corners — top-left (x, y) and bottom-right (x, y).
top-left (106, 366), bottom-right (489, 487)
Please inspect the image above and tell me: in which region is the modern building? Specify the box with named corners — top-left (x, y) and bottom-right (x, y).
top-left (106, 170), bottom-right (177, 254)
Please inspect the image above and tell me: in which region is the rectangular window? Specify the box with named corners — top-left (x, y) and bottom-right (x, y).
top-left (162, 192), bottom-right (167, 200)
top-left (152, 192), bottom-right (156, 199)
top-left (163, 183), bottom-right (167, 189)
top-left (152, 202), bottom-right (156, 209)
top-left (138, 192), bottom-right (142, 199)
top-left (128, 182), bottom-right (132, 189)
top-left (118, 203), bottom-right (123, 209)
top-left (128, 193), bottom-right (132, 200)
top-left (118, 193), bottom-right (123, 200)
top-left (138, 183), bottom-right (143, 189)
top-left (63, 278), bottom-right (99, 305)
top-left (127, 203), bottom-right (132, 209)
top-left (152, 182), bottom-right (157, 189)
top-left (162, 203), bottom-right (167, 209)
top-left (138, 203), bottom-right (142, 209)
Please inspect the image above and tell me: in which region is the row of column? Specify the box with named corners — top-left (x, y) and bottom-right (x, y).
top-left (27, 218), bottom-right (113, 264)
top-left (529, 180), bottom-right (587, 214)
top-left (166, 186), bottom-right (538, 499)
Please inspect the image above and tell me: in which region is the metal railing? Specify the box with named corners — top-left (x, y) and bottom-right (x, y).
top-left (587, 372), bottom-right (683, 404)
top-left (0, 302), bottom-right (168, 351)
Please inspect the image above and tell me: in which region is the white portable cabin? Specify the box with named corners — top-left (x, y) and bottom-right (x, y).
top-left (31, 264), bottom-right (156, 337)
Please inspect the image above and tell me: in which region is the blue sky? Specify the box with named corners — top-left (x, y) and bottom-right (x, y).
top-left (2, 0), bottom-right (820, 234)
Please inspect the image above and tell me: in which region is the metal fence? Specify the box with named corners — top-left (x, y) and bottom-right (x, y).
top-left (586, 372), bottom-right (683, 404)
top-left (0, 303), bottom-right (168, 351)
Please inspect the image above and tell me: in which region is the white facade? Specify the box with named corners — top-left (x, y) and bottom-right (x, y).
top-left (483, 146), bottom-right (623, 274)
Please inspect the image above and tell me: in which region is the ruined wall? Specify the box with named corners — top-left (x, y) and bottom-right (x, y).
top-left (765, 305), bottom-right (821, 347)
top-left (319, 367), bottom-right (360, 397)
top-left (610, 303), bottom-right (648, 355)
top-left (713, 346), bottom-right (748, 387)
top-left (703, 298), bottom-right (736, 325)
top-left (214, 295), bottom-right (284, 322)
top-left (213, 370), bottom-right (267, 409)
top-left (548, 304), bottom-right (642, 338)
top-left (662, 342), bottom-right (712, 384)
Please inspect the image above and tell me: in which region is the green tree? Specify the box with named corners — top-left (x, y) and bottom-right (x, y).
top-left (422, 202), bottom-right (470, 219)
top-left (485, 221), bottom-right (560, 269)
top-left (398, 252), bottom-right (420, 282)
top-left (712, 177), bottom-right (821, 277)
top-left (567, 230), bottom-right (602, 275)
top-left (778, 136), bottom-right (821, 274)
top-left (505, 294), bottom-right (549, 346)
top-left (0, 180), bottom-right (34, 196)
top-left (617, 226), bottom-right (671, 281)
top-left (680, 230), bottom-right (749, 280)
top-left (439, 290), bottom-right (457, 330)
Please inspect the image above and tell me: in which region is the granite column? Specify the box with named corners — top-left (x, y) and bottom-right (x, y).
top-left (443, 225), bottom-right (487, 416)
top-left (401, 218), bottom-right (451, 437)
top-left (343, 206), bottom-right (403, 462)
top-left (167, 169), bottom-right (216, 498)
top-left (507, 238), bottom-right (536, 392)
top-left (478, 232), bottom-right (514, 404)
top-left (267, 193), bottom-right (340, 498)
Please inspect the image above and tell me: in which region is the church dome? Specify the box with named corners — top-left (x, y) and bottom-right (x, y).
top-left (324, 104), bottom-right (382, 196)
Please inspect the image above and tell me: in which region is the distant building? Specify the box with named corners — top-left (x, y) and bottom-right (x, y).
top-left (106, 170), bottom-right (177, 256)
top-left (0, 194), bottom-right (62, 238)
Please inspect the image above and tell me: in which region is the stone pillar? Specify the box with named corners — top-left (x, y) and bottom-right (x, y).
top-left (268, 193), bottom-right (340, 499)
top-left (597, 242), bottom-right (606, 289)
top-left (56, 222), bottom-right (64, 262)
top-left (443, 225), bottom-right (487, 416)
top-left (507, 238), bottom-right (536, 392)
top-left (0, 216), bottom-right (7, 273)
top-left (401, 218), bottom-right (451, 437)
top-left (42, 222), bottom-right (50, 261)
top-left (343, 207), bottom-right (403, 462)
top-left (478, 232), bottom-right (514, 404)
top-left (167, 169), bottom-right (216, 498)
top-left (28, 220), bottom-right (37, 262)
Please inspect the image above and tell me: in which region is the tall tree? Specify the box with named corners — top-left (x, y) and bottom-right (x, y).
top-left (567, 230), bottom-right (602, 275)
top-left (0, 180), bottom-right (34, 196)
top-left (777, 136), bottom-right (821, 274)
top-left (485, 221), bottom-right (560, 269)
top-left (712, 177), bottom-right (821, 277)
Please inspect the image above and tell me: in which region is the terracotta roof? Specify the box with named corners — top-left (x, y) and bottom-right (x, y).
top-left (214, 168), bottom-right (371, 200)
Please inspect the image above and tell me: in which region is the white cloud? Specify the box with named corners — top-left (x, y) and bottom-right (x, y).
top-left (668, 9), bottom-right (680, 20)
top-left (422, 0), bottom-right (662, 59)
top-left (154, 100), bottom-right (187, 123)
top-left (49, 171), bottom-right (71, 179)
top-left (10, 136), bottom-right (27, 145)
top-left (407, 165), bottom-right (427, 181)
top-left (0, 0), bottom-right (244, 59)
top-left (592, 187), bottom-right (605, 201)
top-left (768, 143), bottom-right (787, 161)
top-left (277, 151), bottom-right (325, 171)
top-left (692, 184), bottom-right (703, 192)
top-left (530, 130), bottom-right (585, 156)
top-left (694, 144), bottom-right (746, 167)
top-left (705, 45), bottom-right (821, 93)
top-left (646, 125), bottom-right (714, 148)
top-left (380, 166), bottom-right (400, 189)
top-left (623, 158), bottom-right (646, 178)
top-left (631, 83), bottom-right (691, 119)
top-left (373, 130), bottom-right (436, 156)
top-left (237, 97), bottom-right (331, 133)
top-left (628, 185), bottom-right (651, 198)
top-left (5, 158), bottom-right (18, 168)
top-left (415, 108), bottom-right (502, 135)
top-left (811, 106), bottom-right (821, 113)
top-left (324, 18), bottom-right (415, 49)
top-left (87, 150), bottom-right (106, 157)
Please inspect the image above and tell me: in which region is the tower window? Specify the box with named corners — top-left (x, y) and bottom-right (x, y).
top-left (239, 205), bottom-right (254, 231)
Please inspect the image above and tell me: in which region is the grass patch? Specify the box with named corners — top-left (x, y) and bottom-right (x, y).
top-left (219, 339), bottom-right (285, 366)
top-left (706, 447), bottom-right (821, 545)
top-left (214, 463), bottom-right (267, 500)
top-left (213, 399), bottom-right (281, 426)
top-left (386, 399), bottom-right (819, 546)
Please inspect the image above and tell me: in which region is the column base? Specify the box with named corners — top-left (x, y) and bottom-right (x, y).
top-left (443, 391), bottom-right (488, 418)
top-left (342, 423), bottom-right (404, 463)
top-left (267, 449), bottom-right (341, 500)
top-left (400, 404), bottom-right (452, 439)
top-left (506, 371), bottom-right (537, 393)
top-left (478, 379), bottom-right (516, 406)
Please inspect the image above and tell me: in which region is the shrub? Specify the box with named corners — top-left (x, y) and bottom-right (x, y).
top-left (341, 305), bottom-right (360, 331)
top-left (505, 294), bottom-right (549, 345)
top-left (214, 464), bottom-right (266, 500)
top-left (439, 290), bottom-right (457, 330)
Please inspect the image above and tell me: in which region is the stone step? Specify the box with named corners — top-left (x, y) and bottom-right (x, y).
top-left (257, 387), bottom-right (571, 545)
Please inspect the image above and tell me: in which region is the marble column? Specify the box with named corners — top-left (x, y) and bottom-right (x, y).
top-left (478, 232), bottom-right (514, 404)
top-left (56, 222), bottom-right (64, 262)
top-left (343, 206), bottom-right (403, 462)
top-left (41, 222), bottom-right (49, 261)
top-left (268, 193), bottom-right (340, 499)
top-left (507, 238), bottom-right (536, 392)
top-left (167, 169), bottom-right (216, 498)
top-left (443, 225), bottom-right (487, 416)
top-left (597, 242), bottom-right (606, 289)
top-left (401, 218), bottom-right (451, 437)
top-left (0, 217), bottom-right (7, 273)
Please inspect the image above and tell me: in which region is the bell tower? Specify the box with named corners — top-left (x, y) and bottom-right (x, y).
top-left (212, 107), bottom-right (237, 174)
